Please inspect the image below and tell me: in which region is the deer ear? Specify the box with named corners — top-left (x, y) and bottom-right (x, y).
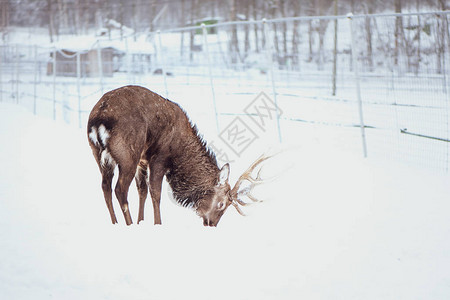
top-left (218, 163), bottom-right (230, 185)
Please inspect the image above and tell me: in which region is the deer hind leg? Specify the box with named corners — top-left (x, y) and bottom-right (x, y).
top-left (148, 162), bottom-right (166, 225)
top-left (114, 163), bottom-right (136, 226)
top-left (101, 163), bottom-right (117, 224)
top-left (92, 146), bottom-right (117, 224)
top-left (135, 160), bottom-right (149, 224)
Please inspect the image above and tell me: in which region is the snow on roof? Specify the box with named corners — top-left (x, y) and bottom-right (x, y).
top-left (49, 33), bottom-right (155, 54)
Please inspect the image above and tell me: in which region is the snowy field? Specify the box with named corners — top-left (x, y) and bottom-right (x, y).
top-left (2, 15), bottom-right (450, 298)
top-left (1, 98), bottom-right (450, 299)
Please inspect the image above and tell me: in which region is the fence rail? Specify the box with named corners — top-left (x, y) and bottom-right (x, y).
top-left (1, 11), bottom-right (450, 172)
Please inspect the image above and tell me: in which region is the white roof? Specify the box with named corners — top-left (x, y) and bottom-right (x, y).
top-left (49, 31), bottom-right (155, 54)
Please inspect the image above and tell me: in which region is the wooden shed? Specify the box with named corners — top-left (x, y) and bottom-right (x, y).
top-left (47, 47), bottom-right (119, 77)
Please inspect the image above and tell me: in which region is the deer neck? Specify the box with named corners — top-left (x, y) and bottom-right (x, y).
top-left (166, 137), bottom-right (218, 208)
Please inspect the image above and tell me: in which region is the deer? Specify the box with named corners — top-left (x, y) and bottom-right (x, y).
top-left (87, 85), bottom-right (270, 227)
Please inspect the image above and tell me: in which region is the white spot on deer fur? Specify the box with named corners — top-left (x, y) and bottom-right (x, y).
top-left (135, 165), bottom-right (141, 179)
top-left (123, 203), bottom-right (128, 213)
top-left (98, 124), bottom-right (110, 146)
top-left (135, 164), bottom-right (145, 182)
top-left (167, 184), bottom-right (175, 202)
top-left (89, 127), bottom-right (99, 146)
top-left (100, 149), bottom-right (116, 168)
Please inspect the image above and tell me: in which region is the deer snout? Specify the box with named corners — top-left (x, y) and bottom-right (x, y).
top-left (203, 217), bottom-right (218, 227)
top-left (203, 218), bottom-right (217, 227)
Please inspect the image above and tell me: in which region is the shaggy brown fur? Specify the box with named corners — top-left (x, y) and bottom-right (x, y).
top-left (87, 85), bottom-right (232, 226)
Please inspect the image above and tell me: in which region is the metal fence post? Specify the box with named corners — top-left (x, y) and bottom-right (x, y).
top-left (52, 48), bottom-right (57, 120)
top-left (33, 45), bottom-right (38, 115)
top-left (348, 13), bottom-right (368, 158)
top-left (76, 51), bottom-right (82, 128)
top-left (0, 45), bottom-right (3, 103)
top-left (124, 36), bottom-right (131, 83)
top-left (14, 45), bottom-right (19, 104)
top-left (202, 23), bottom-right (220, 134)
top-left (96, 40), bottom-right (104, 95)
top-left (332, 0), bottom-right (338, 96)
top-left (262, 18), bottom-right (282, 143)
top-left (157, 30), bottom-right (169, 97)
top-left (441, 13), bottom-right (450, 172)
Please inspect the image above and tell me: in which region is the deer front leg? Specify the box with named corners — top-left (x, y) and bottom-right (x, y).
top-left (149, 163), bottom-right (165, 225)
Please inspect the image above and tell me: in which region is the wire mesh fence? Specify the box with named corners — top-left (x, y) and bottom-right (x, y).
top-left (1, 11), bottom-right (449, 172)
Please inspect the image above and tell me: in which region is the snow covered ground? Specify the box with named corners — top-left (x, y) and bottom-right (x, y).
top-left (1, 100), bottom-right (450, 300)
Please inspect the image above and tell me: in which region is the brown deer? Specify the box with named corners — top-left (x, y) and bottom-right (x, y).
top-left (87, 85), bottom-right (269, 226)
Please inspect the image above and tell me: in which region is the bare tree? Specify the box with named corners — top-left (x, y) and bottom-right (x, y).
top-left (362, 1), bottom-right (375, 71)
top-left (415, 0), bottom-right (422, 74)
top-left (434, 0), bottom-right (449, 74)
top-left (1, 0), bottom-right (10, 41)
top-left (189, 0), bottom-right (197, 62)
top-left (47, 0), bottom-right (56, 42)
top-left (74, 0), bottom-right (81, 35)
top-left (308, 19), bottom-right (314, 62)
top-left (437, 0), bottom-right (450, 51)
top-left (394, 0), bottom-right (404, 67)
top-left (180, 0), bottom-right (185, 59)
top-left (57, 0), bottom-right (69, 34)
top-left (315, 0), bottom-right (333, 70)
top-left (244, 0), bottom-right (251, 57)
top-left (332, 0), bottom-right (338, 95)
top-left (252, 0), bottom-right (260, 52)
top-left (229, 0), bottom-right (240, 65)
top-left (269, 0), bottom-right (280, 57)
top-left (279, 0), bottom-right (288, 60)
top-left (291, 0), bottom-right (301, 69)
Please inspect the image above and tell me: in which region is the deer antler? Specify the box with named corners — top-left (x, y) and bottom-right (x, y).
top-left (230, 154), bottom-right (271, 215)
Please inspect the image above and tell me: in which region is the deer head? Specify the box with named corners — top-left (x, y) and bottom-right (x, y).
top-left (195, 154), bottom-right (270, 227)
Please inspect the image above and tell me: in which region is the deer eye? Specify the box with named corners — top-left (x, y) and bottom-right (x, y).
top-left (217, 201), bottom-right (226, 210)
